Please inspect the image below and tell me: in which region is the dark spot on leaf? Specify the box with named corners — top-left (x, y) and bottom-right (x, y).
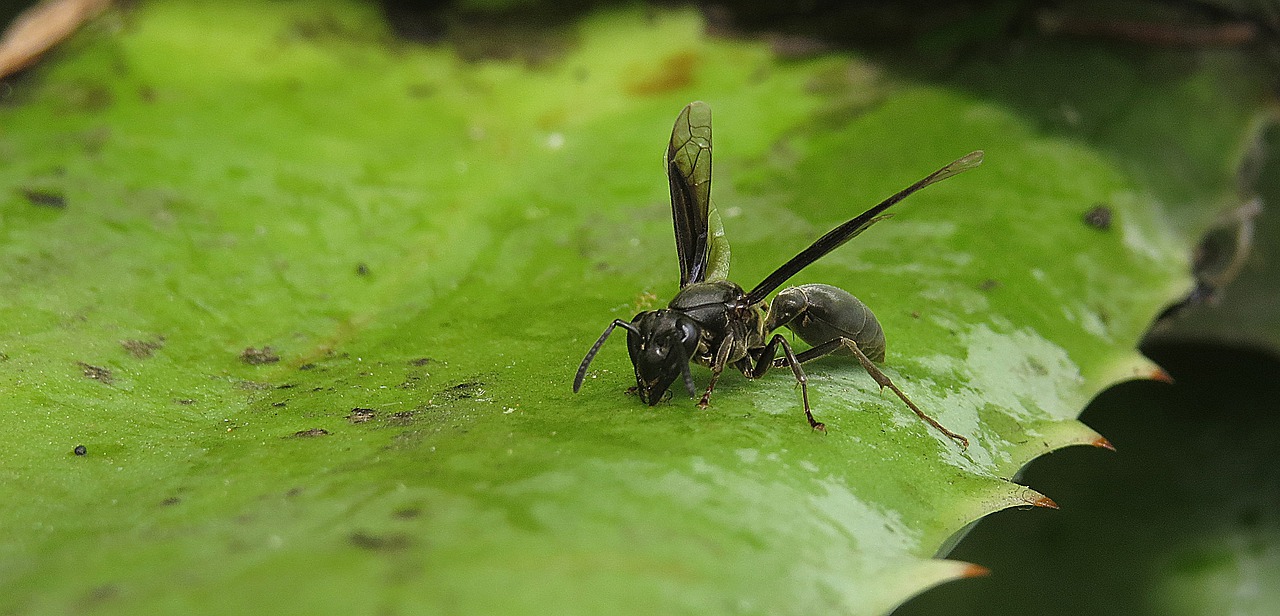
top-left (1083, 204), bottom-right (1113, 230)
top-left (388, 411), bottom-right (416, 426)
top-left (356, 262), bottom-right (370, 276)
top-left (979, 278), bottom-right (1000, 291)
top-left (271, 401), bottom-right (287, 408)
top-left (349, 530), bottom-right (412, 551)
top-left (121, 338), bottom-right (164, 359)
top-left (237, 380), bottom-right (273, 391)
top-left (241, 346), bottom-right (280, 365)
top-left (77, 362), bottom-right (114, 385)
top-left (299, 363), bottom-right (317, 370)
top-left (56, 81), bottom-right (113, 113)
top-left (138, 85), bottom-right (156, 102)
top-left (624, 50), bottom-right (698, 95)
top-left (77, 126), bottom-right (111, 154)
top-left (73, 445), bottom-right (87, 456)
top-left (393, 506), bottom-right (422, 520)
top-left (409, 357), bottom-right (434, 367)
top-left (160, 496), bottom-right (180, 506)
top-left (434, 380), bottom-right (484, 403)
top-left (276, 383), bottom-right (296, 389)
top-left (286, 487), bottom-right (304, 498)
top-left (78, 584), bottom-right (119, 607)
top-left (406, 82), bottom-right (436, 98)
top-left (176, 399), bottom-right (195, 405)
top-left (292, 428), bottom-right (329, 438)
top-left (21, 189), bottom-right (66, 208)
top-left (347, 408), bottom-right (377, 424)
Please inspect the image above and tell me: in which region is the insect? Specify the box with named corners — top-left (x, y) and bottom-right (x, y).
top-left (573, 101), bottom-right (981, 447)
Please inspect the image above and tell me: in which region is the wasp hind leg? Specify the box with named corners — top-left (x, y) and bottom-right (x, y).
top-left (841, 339), bottom-right (968, 448)
top-left (774, 337), bottom-right (968, 448)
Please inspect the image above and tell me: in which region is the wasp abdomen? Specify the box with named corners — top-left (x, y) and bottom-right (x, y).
top-left (766, 283), bottom-right (886, 362)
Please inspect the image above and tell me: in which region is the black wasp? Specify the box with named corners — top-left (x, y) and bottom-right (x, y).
top-left (574, 101), bottom-right (981, 447)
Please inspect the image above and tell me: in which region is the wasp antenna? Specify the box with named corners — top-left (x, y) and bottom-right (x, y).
top-left (574, 319), bottom-right (638, 392)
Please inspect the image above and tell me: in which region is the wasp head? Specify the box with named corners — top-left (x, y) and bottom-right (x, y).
top-left (626, 309), bottom-right (701, 405)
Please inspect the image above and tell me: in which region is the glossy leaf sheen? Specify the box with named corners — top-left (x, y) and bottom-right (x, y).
top-left (0, 2), bottom-right (1259, 614)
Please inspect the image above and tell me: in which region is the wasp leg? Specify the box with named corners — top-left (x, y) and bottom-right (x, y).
top-left (844, 339), bottom-right (968, 448)
top-left (775, 337), bottom-right (968, 448)
top-left (772, 338), bottom-right (846, 367)
top-left (744, 334), bottom-right (824, 432)
top-left (697, 336), bottom-right (735, 410)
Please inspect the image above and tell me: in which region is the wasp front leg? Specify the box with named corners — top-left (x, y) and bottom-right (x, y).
top-left (697, 336), bottom-right (736, 410)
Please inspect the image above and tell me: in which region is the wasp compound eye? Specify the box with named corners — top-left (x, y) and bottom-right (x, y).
top-left (678, 319), bottom-right (699, 348)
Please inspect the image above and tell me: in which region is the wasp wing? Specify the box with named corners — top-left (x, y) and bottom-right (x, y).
top-left (667, 101), bottom-right (729, 286)
top-left (745, 151), bottom-right (984, 305)
top-left (705, 198), bottom-right (731, 282)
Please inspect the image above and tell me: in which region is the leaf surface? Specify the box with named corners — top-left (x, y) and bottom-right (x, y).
top-left (0, 2), bottom-right (1266, 614)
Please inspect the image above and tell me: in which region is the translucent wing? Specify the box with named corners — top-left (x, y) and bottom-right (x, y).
top-left (667, 101), bottom-right (728, 286)
top-left (705, 200), bottom-right (731, 282)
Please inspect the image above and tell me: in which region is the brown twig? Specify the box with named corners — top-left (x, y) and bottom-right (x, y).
top-left (0, 0), bottom-right (111, 78)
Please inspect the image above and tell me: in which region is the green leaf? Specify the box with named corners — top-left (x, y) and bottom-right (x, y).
top-left (0, 2), bottom-right (1264, 614)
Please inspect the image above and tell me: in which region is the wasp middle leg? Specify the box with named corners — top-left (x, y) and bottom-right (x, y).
top-left (742, 334), bottom-right (824, 431)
